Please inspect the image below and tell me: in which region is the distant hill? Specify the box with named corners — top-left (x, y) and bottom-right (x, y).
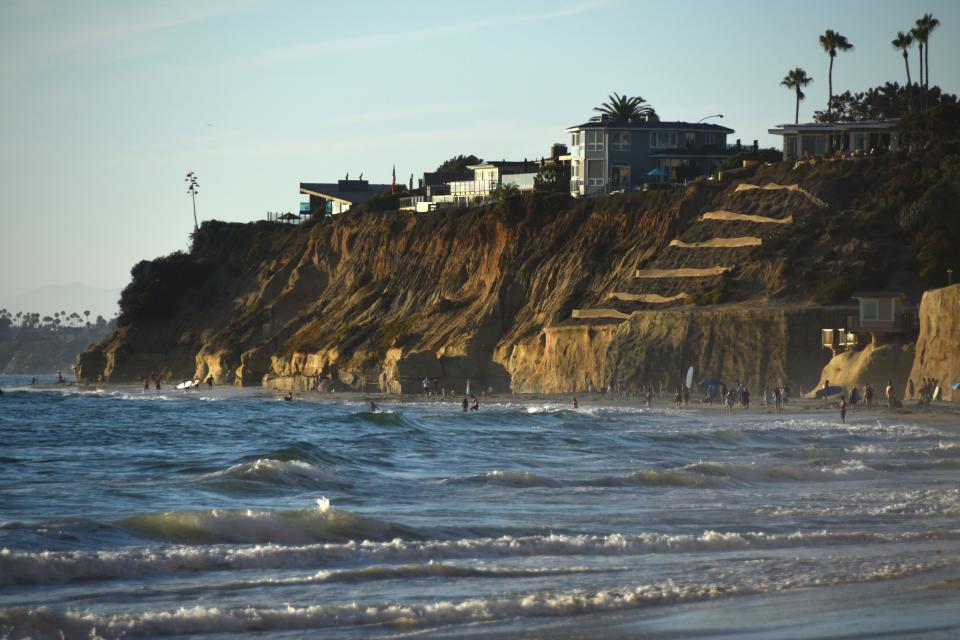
top-left (0, 282), bottom-right (119, 320)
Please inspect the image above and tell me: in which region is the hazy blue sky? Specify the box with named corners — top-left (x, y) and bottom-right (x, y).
top-left (1, 0), bottom-right (958, 310)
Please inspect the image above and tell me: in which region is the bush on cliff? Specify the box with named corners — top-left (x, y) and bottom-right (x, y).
top-left (118, 251), bottom-right (209, 326)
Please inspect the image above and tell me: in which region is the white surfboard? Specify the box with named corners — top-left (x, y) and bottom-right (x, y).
top-left (175, 380), bottom-right (192, 390)
top-left (685, 366), bottom-right (694, 389)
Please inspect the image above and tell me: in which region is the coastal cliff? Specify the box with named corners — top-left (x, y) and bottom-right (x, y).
top-left (78, 154), bottom-right (960, 393)
top-left (908, 283), bottom-right (960, 401)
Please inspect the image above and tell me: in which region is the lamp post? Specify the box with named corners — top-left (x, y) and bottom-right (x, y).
top-left (696, 114), bottom-right (724, 123)
top-left (185, 172), bottom-right (199, 231)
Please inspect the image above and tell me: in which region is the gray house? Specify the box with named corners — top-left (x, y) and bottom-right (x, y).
top-left (564, 117), bottom-right (736, 196)
top-left (300, 179), bottom-right (392, 216)
top-left (768, 119), bottom-right (900, 160)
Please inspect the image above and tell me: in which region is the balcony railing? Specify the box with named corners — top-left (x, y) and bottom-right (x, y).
top-left (448, 180), bottom-right (498, 195)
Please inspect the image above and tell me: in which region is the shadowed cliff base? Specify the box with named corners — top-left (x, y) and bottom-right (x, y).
top-left (78, 152), bottom-right (960, 395)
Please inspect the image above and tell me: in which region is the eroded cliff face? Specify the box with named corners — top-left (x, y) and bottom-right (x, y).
top-left (810, 341), bottom-right (915, 399)
top-left (908, 284), bottom-right (960, 401)
top-left (78, 156), bottom-right (955, 393)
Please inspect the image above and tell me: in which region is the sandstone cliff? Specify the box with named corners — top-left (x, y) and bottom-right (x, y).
top-left (77, 153), bottom-right (960, 394)
top-left (908, 283), bottom-right (960, 401)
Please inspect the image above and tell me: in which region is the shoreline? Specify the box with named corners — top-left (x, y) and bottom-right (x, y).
top-left (16, 379), bottom-right (960, 427)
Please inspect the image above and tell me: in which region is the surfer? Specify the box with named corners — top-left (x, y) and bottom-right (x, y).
top-left (206, 376), bottom-right (213, 388)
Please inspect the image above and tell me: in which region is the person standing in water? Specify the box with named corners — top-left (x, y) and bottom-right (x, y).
top-left (462, 396), bottom-right (468, 412)
top-left (470, 395), bottom-right (479, 411)
top-left (572, 397), bottom-right (579, 409)
top-left (839, 396), bottom-right (847, 423)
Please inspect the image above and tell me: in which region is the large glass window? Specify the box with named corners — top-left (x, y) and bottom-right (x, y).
top-left (586, 130), bottom-right (604, 151)
top-left (570, 161), bottom-right (581, 178)
top-left (571, 132), bottom-right (580, 147)
top-left (611, 132), bottom-right (631, 151)
top-left (651, 131), bottom-right (678, 148)
top-left (586, 159), bottom-right (604, 186)
top-left (861, 299), bottom-right (879, 321)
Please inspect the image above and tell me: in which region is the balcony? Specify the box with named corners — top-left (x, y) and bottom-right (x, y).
top-left (448, 180), bottom-right (498, 195)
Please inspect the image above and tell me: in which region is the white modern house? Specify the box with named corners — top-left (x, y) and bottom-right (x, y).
top-left (768, 119), bottom-right (900, 160)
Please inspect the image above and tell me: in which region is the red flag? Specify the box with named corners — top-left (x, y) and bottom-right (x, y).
top-left (391, 165), bottom-right (396, 193)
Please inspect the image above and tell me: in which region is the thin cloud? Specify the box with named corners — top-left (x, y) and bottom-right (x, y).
top-left (263, 0), bottom-right (612, 64)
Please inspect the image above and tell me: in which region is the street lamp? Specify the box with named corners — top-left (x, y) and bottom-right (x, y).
top-left (185, 172), bottom-right (199, 231)
top-left (696, 114), bottom-right (724, 123)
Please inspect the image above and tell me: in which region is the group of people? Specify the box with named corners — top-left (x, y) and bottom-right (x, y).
top-left (142, 376), bottom-right (162, 392)
top-left (915, 377), bottom-right (941, 404)
top-left (461, 394), bottom-right (479, 412)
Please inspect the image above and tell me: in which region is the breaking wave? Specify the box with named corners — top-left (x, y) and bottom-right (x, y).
top-left (198, 459), bottom-right (339, 489)
top-left (4, 528), bottom-right (956, 587)
top-left (0, 559), bottom-right (945, 638)
top-left (114, 501), bottom-right (420, 546)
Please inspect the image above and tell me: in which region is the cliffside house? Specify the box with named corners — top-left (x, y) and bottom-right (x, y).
top-left (564, 117), bottom-right (736, 196)
top-left (820, 291), bottom-right (914, 354)
top-left (768, 119), bottom-right (900, 160)
top-left (448, 160), bottom-right (538, 205)
top-left (300, 179), bottom-right (392, 216)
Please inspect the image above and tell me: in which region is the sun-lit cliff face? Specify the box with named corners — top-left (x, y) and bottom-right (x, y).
top-left (78, 153), bottom-right (960, 394)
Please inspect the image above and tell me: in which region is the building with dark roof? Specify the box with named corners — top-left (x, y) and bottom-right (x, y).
top-left (299, 179), bottom-right (392, 216)
top-left (564, 117), bottom-right (736, 196)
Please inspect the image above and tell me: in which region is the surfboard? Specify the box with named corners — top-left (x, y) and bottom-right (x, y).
top-left (192, 379), bottom-right (201, 388)
top-left (932, 385), bottom-right (941, 401)
top-left (685, 366), bottom-right (694, 389)
top-left (175, 381), bottom-right (192, 390)
top-left (951, 382), bottom-right (960, 391)
top-left (815, 385), bottom-right (843, 399)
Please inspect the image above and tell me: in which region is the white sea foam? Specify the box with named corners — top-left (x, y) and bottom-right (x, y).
top-left (0, 559), bottom-right (946, 638)
top-left (4, 528), bottom-right (956, 587)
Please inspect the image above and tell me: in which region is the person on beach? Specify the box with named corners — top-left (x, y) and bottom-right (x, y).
top-left (675, 386), bottom-right (683, 408)
top-left (284, 392), bottom-right (293, 401)
top-left (839, 396), bottom-right (847, 423)
top-left (763, 387), bottom-right (771, 412)
top-left (144, 378), bottom-right (150, 393)
top-left (462, 396), bottom-right (468, 412)
top-left (864, 383), bottom-right (874, 409)
top-left (572, 397), bottom-right (579, 409)
top-left (422, 378), bottom-right (430, 397)
top-left (154, 377), bottom-right (161, 393)
top-left (206, 376), bottom-right (213, 389)
top-left (848, 386), bottom-right (859, 411)
top-left (645, 386), bottom-right (653, 409)
top-left (885, 381), bottom-right (894, 409)
top-left (774, 386), bottom-right (783, 412)
top-left (470, 395), bottom-right (479, 411)
top-left (682, 385), bottom-right (690, 407)
top-left (742, 387), bottom-right (750, 410)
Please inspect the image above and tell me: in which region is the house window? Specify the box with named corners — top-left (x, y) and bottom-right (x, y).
top-left (571, 161), bottom-right (581, 178)
top-left (705, 133), bottom-right (720, 146)
top-left (861, 299), bottom-right (879, 322)
top-left (611, 132), bottom-right (631, 151)
top-left (586, 159), bottom-right (605, 186)
top-left (571, 132), bottom-right (580, 147)
top-left (651, 131), bottom-right (678, 148)
top-left (586, 130), bottom-right (604, 151)
top-left (685, 132), bottom-right (696, 147)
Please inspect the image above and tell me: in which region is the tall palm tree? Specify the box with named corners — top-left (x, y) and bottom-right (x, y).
top-left (892, 31), bottom-right (913, 87)
top-left (593, 92), bottom-right (657, 122)
top-left (916, 13), bottom-right (940, 102)
top-left (819, 30), bottom-right (854, 116)
top-left (911, 24), bottom-right (925, 108)
top-left (781, 68), bottom-right (813, 125)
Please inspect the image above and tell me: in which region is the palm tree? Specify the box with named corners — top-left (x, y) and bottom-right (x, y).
top-left (593, 92), bottom-right (657, 122)
top-left (892, 31), bottom-right (914, 89)
top-left (819, 30), bottom-right (854, 116)
top-left (781, 68), bottom-right (813, 125)
top-left (916, 13), bottom-right (940, 105)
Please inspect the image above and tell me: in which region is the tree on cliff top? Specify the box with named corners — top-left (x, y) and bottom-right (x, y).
top-left (814, 82), bottom-right (958, 123)
top-left (435, 155), bottom-right (482, 173)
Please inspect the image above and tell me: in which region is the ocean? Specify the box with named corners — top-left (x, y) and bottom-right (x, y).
top-left (1, 374), bottom-right (959, 639)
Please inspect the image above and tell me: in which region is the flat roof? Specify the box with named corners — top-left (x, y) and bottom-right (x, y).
top-left (300, 181), bottom-right (392, 205)
top-left (769, 119), bottom-right (899, 135)
top-left (566, 120), bottom-right (734, 134)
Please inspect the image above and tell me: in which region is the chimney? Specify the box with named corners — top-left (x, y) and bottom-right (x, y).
top-left (736, 139), bottom-right (742, 151)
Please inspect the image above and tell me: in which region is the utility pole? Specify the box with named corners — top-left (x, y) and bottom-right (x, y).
top-left (186, 171), bottom-right (199, 231)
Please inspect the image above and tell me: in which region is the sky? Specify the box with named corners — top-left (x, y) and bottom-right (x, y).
top-left (1, 0), bottom-right (958, 311)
